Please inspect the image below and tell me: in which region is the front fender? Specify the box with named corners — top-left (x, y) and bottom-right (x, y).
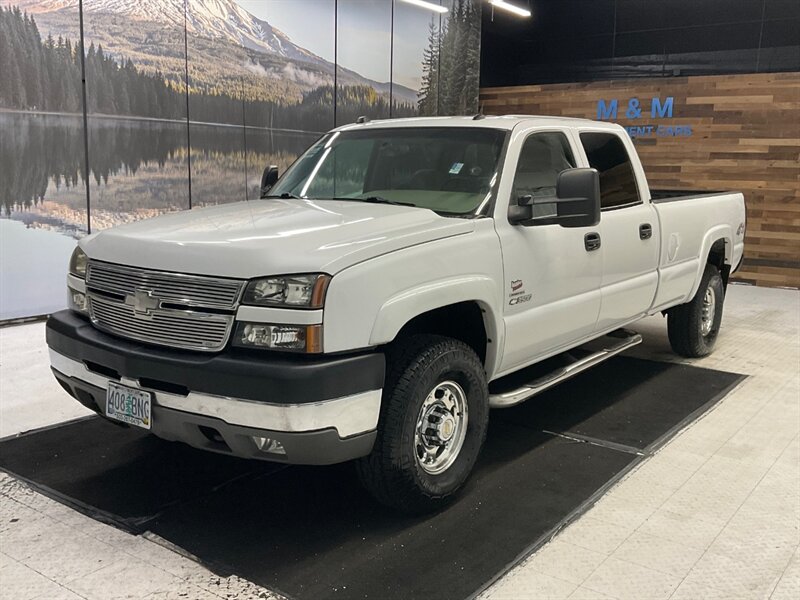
top-left (368, 276), bottom-right (503, 377)
top-left (322, 221), bottom-right (504, 375)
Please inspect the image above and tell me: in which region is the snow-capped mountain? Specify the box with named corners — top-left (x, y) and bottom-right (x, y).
top-left (15, 0), bottom-right (419, 102)
top-left (17, 0), bottom-right (326, 66)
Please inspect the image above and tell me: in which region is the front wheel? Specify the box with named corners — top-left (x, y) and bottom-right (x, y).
top-left (667, 263), bottom-right (725, 358)
top-left (356, 335), bottom-right (489, 514)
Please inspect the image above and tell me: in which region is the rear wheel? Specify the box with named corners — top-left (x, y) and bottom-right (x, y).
top-left (667, 263), bottom-right (725, 358)
top-left (356, 335), bottom-right (489, 514)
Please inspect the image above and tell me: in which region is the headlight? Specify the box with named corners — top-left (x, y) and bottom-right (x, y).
top-left (242, 274), bottom-right (330, 309)
top-left (69, 247), bottom-right (88, 279)
top-left (234, 323), bottom-right (322, 353)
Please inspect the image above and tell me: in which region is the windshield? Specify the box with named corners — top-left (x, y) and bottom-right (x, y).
top-left (269, 127), bottom-right (508, 215)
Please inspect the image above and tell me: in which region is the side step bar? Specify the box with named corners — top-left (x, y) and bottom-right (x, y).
top-left (488, 329), bottom-right (643, 409)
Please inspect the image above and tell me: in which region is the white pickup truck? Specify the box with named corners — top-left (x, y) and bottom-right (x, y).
top-left (47, 116), bottom-right (745, 512)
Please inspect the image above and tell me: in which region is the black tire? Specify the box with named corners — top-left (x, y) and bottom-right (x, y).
top-left (668, 263), bottom-right (725, 358)
top-left (356, 334), bottom-right (489, 514)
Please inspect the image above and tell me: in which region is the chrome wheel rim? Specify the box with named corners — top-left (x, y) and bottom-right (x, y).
top-left (414, 380), bottom-right (469, 475)
top-left (701, 286), bottom-right (716, 336)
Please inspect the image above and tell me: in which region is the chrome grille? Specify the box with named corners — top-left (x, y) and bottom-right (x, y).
top-left (87, 261), bottom-right (243, 310)
top-left (88, 294), bottom-right (234, 352)
top-left (85, 261), bottom-right (243, 352)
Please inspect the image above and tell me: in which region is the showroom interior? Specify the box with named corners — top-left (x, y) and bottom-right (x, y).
top-left (0, 0), bottom-right (798, 598)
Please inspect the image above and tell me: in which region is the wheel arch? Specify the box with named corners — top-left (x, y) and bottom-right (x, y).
top-left (707, 238), bottom-right (733, 289)
top-left (369, 277), bottom-right (502, 377)
top-left (687, 227), bottom-right (734, 299)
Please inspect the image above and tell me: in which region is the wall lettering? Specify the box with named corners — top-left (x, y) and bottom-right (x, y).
top-left (595, 96), bottom-right (691, 138)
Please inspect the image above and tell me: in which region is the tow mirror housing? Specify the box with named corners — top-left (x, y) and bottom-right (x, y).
top-left (260, 165), bottom-right (279, 198)
top-left (508, 168), bottom-right (601, 228)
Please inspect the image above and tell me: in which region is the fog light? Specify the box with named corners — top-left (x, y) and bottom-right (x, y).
top-left (68, 288), bottom-right (88, 314)
top-left (234, 323), bottom-right (322, 353)
top-left (253, 437), bottom-right (286, 455)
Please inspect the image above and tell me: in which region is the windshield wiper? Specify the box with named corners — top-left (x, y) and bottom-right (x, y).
top-left (263, 192), bottom-right (301, 199)
top-left (330, 196), bottom-right (417, 207)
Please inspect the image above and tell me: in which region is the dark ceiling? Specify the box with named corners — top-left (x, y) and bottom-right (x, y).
top-left (480, 0), bottom-right (800, 87)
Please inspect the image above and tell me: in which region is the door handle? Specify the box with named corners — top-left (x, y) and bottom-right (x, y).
top-left (639, 223), bottom-right (653, 240)
top-left (584, 232), bottom-right (601, 252)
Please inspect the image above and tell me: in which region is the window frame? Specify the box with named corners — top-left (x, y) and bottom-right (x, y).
top-left (511, 130), bottom-right (578, 200)
top-left (576, 130), bottom-right (644, 212)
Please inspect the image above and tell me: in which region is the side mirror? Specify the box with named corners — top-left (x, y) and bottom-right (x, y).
top-left (259, 165), bottom-right (279, 198)
top-left (508, 168), bottom-right (601, 228)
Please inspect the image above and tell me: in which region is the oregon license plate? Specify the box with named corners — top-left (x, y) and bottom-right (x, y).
top-left (106, 382), bottom-right (152, 429)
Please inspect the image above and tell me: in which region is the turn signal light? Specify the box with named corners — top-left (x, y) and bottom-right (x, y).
top-left (68, 288), bottom-right (88, 314)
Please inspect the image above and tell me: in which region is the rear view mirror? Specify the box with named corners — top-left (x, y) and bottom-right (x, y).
top-left (260, 165), bottom-right (279, 198)
top-left (508, 168), bottom-right (601, 228)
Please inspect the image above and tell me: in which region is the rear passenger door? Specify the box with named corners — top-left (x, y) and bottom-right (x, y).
top-left (578, 132), bottom-right (659, 330)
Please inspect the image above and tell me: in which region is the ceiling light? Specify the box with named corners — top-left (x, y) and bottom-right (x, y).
top-left (490, 0), bottom-right (532, 18)
top-left (400, 0), bottom-right (449, 14)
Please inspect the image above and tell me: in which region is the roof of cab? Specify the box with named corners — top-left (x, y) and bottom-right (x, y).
top-left (331, 114), bottom-right (622, 132)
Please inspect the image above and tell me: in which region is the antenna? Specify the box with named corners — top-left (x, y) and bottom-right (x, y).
top-left (356, 115), bottom-right (370, 124)
top-left (473, 104), bottom-right (486, 120)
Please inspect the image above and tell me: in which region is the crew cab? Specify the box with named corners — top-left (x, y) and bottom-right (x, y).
top-left (46, 116), bottom-right (746, 513)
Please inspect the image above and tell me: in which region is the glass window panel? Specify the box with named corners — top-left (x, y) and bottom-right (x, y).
top-left (393, 0), bottom-right (443, 117)
top-left (238, 0), bottom-right (335, 198)
top-left (436, 0), bottom-right (481, 115)
top-left (186, 1), bottom-right (245, 206)
top-left (579, 132), bottom-right (641, 209)
top-left (82, 0), bottom-right (190, 227)
top-left (513, 133), bottom-right (576, 199)
top-left (336, 0), bottom-right (392, 123)
top-left (0, 3), bottom-right (86, 319)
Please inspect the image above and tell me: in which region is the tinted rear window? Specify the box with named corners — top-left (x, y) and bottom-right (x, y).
top-left (579, 133), bottom-right (640, 209)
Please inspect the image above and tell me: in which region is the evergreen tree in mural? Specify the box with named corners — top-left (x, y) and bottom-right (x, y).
top-left (418, 0), bottom-right (481, 117)
top-left (0, 7), bottom-right (83, 112)
top-left (418, 20), bottom-right (441, 116)
top-left (0, 7), bottom-right (183, 117)
top-left (0, 7), bottom-right (415, 129)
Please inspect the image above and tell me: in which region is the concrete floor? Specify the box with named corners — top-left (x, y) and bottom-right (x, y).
top-left (1, 284), bottom-right (798, 599)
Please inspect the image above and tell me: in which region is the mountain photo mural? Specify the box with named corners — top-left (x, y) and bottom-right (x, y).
top-left (0, 0), bottom-right (481, 320)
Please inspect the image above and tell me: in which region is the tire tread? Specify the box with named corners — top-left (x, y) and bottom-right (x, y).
top-left (356, 335), bottom-right (487, 513)
top-left (668, 264), bottom-right (724, 358)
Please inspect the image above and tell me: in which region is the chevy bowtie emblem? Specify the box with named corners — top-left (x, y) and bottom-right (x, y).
top-left (124, 289), bottom-right (160, 316)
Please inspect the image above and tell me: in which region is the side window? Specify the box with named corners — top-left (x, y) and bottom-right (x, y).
top-left (513, 132), bottom-right (576, 201)
top-left (579, 132), bottom-right (641, 209)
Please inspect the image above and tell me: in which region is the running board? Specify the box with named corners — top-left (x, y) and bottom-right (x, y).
top-left (488, 329), bottom-right (643, 409)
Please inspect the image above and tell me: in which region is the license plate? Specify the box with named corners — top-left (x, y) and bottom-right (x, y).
top-left (106, 382), bottom-right (152, 429)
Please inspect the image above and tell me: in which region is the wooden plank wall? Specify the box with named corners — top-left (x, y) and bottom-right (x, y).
top-left (480, 72), bottom-right (800, 288)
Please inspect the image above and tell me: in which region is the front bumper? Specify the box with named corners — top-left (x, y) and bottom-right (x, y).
top-left (46, 311), bottom-right (385, 464)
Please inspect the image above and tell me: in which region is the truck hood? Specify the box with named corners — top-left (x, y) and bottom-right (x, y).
top-left (81, 199), bottom-right (475, 278)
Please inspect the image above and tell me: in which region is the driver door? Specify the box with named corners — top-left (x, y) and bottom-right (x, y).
top-left (494, 130), bottom-right (603, 375)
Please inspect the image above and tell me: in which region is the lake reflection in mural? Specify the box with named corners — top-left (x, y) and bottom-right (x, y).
top-left (0, 111), bottom-right (317, 319)
top-left (1, 0), bottom-right (481, 319)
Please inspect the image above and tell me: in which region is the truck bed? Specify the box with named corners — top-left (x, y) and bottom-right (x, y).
top-left (650, 190), bottom-right (746, 311)
top-left (650, 189), bottom-right (728, 203)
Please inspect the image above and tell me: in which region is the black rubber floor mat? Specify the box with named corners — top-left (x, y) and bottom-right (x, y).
top-left (147, 426), bottom-right (634, 599)
top-left (0, 418), bottom-right (281, 527)
top-left (496, 356), bottom-right (743, 451)
top-left (0, 357), bottom-right (744, 599)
